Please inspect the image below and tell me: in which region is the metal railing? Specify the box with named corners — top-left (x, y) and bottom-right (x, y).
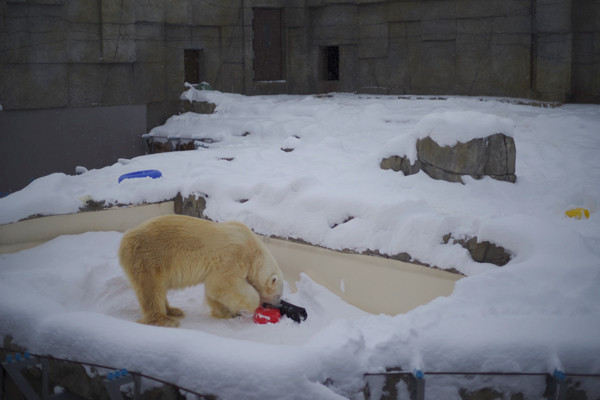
top-left (3, 348), bottom-right (599, 400)
top-left (1, 349), bottom-right (213, 400)
top-left (364, 368), bottom-right (600, 400)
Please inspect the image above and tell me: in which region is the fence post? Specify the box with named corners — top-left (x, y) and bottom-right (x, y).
top-left (103, 369), bottom-right (138, 400)
top-left (0, 357), bottom-right (3, 400)
top-left (2, 353), bottom-right (40, 400)
top-left (546, 369), bottom-right (567, 400)
top-left (41, 358), bottom-right (49, 400)
top-left (410, 369), bottom-right (425, 400)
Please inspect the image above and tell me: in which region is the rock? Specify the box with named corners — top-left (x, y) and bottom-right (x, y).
top-left (443, 234), bottom-right (512, 266)
top-left (459, 387), bottom-right (505, 400)
top-left (381, 133), bottom-right (516, 183)
top-left (330, 215), bottom-right (355, 229)
top-left (144, 139), bottom-right (172, 153)
top-left (379, 155), bottom-right (421, 175)
top-left (179, 100), bottom-right (216, 115)
top-left (361, 249), bottom-right (413, 263)
top-left (79, 199), bottom-right (106, 212)
top-left (46, 361), bottom-right (109, 400)
top-left (173, 193), bottom-right (206, 218)
top-left (417, 136), bottom-right (488, 182)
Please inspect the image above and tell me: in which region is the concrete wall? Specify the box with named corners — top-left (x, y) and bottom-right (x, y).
top-left (240, 0), bottom-right (599, 102)
top-left (0, 0), bottom-right (244, 118)
top-left (571, 0), bottom-right (600, 103)
top-left (0, 105), bottom-right (146, 195)
top-left (3, 0), bottom-right (597, 111)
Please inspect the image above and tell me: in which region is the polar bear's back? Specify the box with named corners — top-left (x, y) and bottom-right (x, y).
top-left (119, 215), bottom-right (260, 289)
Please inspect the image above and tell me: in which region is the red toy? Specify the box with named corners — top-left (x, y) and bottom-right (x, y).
top-left (253, 300), bottom-right (308, 324)
top-left (253, 307), bottom-right (281, 324)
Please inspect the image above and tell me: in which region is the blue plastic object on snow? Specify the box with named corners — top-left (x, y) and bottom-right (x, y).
top-left (118, 169), bottom-right (162, 183)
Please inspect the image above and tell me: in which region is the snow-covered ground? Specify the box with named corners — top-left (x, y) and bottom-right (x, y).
top-left (1, 90), bottom-right (599, 399)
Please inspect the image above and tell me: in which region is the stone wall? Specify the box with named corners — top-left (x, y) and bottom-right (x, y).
top-left (0, 0), bottom-right (245, 122)
top-left (306, 0), bottom-right (597, 102)
top-left (571, 0), bottom-right (600, 103)
top-left (1, 0), bottom-right (598, 112)
top-left (241, 0), bottom-right (599, 102)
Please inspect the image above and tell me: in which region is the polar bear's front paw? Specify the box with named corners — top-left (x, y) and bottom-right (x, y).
top-left (139, 315), bottom-right (180, 328)
top-left (210, 306), bottom-right (235, 319)
top-left (206, 296), bottom-right (235, 319)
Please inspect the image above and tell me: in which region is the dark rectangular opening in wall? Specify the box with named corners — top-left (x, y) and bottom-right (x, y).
top-left (253, 8), bottom-right (283, 81)
top-left (184, 49), bottom-right (203, 85)
top-left (322, 46), bottom-right (339, 81)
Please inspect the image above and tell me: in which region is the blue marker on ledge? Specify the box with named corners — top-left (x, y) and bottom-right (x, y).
top-left (118, 169), bottom-right (162, 183)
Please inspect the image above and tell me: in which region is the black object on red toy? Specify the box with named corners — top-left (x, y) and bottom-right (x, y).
top-left (264, 300), bottom-right (308, 323)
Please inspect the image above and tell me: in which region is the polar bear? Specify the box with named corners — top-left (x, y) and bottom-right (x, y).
top-left (118, 215), bottom-right (283, 327)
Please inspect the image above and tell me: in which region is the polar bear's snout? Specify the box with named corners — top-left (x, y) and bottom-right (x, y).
top-left (263, 294), bottom-right (282, 308)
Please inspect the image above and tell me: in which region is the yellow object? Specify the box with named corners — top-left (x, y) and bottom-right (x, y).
top-left (565, 207), bottom-right (590, 219)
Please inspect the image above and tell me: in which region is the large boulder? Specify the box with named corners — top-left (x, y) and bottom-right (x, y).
top-left (381, 133), bottom-right (517, 183)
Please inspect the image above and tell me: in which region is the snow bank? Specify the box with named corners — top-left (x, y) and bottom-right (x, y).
top-left (1, 92), bottom-right (600, 398)
top-left (415, 110), bottom-right (515, 144)
top-left (1, 230), bottom-right (598, 398)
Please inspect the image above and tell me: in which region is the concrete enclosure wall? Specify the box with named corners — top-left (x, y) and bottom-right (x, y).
top-left (2, 0), bottom-right (598, 110)
top-left (1, 0), bottom-right (599, 193)
top-left (0, 105), bottom-right (146, 194)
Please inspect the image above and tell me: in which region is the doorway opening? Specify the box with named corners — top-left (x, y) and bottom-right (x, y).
top-left (322, 46), bottom-right (339, 81)
top-left (184, 49), bottom-right (203, 85)
top-left (252, 8), bottom-right (283, 81)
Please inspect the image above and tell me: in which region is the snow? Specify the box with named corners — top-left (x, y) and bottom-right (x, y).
top-left (1, 91), bottom-right (600, 398)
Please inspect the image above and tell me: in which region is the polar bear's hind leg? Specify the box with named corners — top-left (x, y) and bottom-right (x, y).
top-left (134, 281), bottom-right (180, 327)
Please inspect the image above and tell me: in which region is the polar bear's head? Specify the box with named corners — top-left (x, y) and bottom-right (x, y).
top-left (253, 247), bottom-right (284, 307)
